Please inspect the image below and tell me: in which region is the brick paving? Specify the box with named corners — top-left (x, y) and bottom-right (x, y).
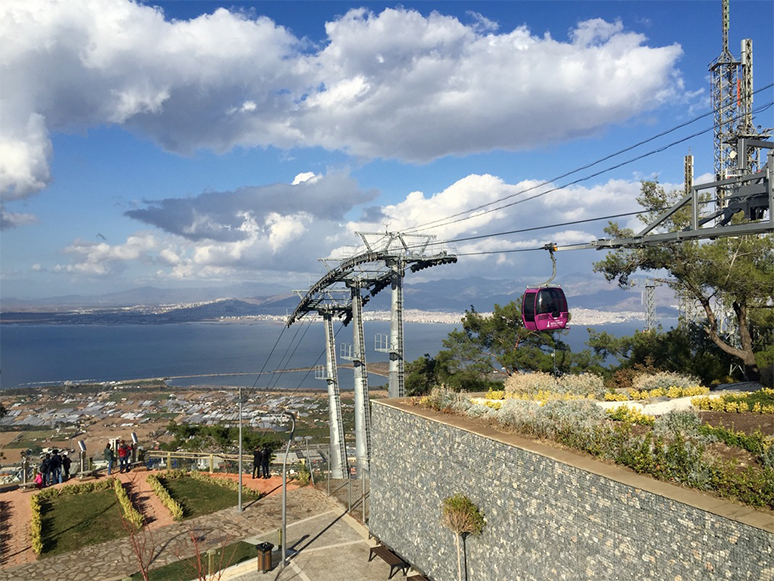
top-left (0, 476), bottom-right (325, 581)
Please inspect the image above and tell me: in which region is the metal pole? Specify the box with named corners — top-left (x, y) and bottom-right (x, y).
top-left (237, 385), bottom-right (243, 512)
top-left (281, 411), bottom-right (296, 569)
top-left (306, 438), bottom-right (314, 487)
top-left (327, 440), bottom-right (331, 496)
top-left (361, 466), bottom-right (366, 522)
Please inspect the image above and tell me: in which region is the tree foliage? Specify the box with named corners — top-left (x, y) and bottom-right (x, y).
top-left (441, 493), bottom-right (485, 581)
top-left (594, 180), bottom-right (774, 380)
top-left (587, 324), bottom-right (736, 386)
top-left (405, 301), bottom-right (604, 393)
top-left (163, 422), bottom-right (280, 453)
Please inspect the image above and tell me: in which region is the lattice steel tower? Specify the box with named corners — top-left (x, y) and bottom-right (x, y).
top-left (709, 0), bottom-right (770, 208)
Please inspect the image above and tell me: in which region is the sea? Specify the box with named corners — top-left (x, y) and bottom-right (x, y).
top-left (0, 319), bottom-right (661, 391)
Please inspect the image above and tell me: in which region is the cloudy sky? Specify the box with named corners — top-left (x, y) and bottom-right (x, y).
top-left (1, 0), bottom-right (772, 300)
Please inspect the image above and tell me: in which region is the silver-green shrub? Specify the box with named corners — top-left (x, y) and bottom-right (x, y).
top-left (632, 371), bottom-right (699, 391)
top-left (504, 371), bottom-right (606, 398)
top-left (467, 403), bottom-right (498, 420)
top-left (653, 410), bottom-right (701, 439)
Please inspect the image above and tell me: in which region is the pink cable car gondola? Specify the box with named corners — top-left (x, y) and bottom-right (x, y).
top-left (521, 243), bottom-right (569, 332)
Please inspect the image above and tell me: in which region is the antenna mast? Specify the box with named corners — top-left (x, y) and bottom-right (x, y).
top-left (709, 0), bottom-right (741, 208)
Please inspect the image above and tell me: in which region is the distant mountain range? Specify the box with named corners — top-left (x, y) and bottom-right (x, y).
top-left (0, 275), bottom-right (676, 324)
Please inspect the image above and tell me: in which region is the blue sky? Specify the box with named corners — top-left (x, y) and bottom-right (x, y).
top-left (1, 0), bottom-right (772, 300)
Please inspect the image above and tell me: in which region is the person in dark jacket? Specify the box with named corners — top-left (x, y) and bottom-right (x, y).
top-left (40, 453), bottom-right (51, 487)
top-left (50, 449), bottom-right (62, 485)
top-left (261, 444), bottom-right (271, 478)
top-left (61, 452), bottom-right (72, 481)
top-left (252, 446), bottom-right (262, 479)
top-left (104, 443), bottom-right (115, 475)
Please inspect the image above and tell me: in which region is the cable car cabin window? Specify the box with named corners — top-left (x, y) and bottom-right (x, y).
top-left (523, 291), bottom-right (537, 322)
top-left (536, 288), bottom-right (567, 316)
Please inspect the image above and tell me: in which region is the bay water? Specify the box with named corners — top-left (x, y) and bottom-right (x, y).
top-left (0, 319), bottom-right (651, 390)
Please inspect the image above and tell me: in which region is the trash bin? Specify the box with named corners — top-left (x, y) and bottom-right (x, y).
top-left (257, 542), bottom-right (274, 572)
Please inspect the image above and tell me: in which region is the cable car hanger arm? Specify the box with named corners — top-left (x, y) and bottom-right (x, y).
top-left (552, 150), bottom-right (773, 252)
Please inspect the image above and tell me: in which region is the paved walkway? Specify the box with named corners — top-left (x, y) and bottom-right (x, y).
top-left (227, 510), bottom-right (406, 581)
top-left (0, 485), bottom-right (342, 581)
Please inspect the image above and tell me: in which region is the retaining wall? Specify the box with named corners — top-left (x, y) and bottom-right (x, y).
top-left (369, 400), bottom-right (773, 581)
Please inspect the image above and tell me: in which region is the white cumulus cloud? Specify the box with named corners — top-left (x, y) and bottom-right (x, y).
top-left (1, 0), bottom-right (684, 206)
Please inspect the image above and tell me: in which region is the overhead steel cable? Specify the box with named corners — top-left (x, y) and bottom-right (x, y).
top-left (432, 209), bottom-right (645, 247)
top-left (265, 319), bottom-right (315, 391)
top-left (402, 89), bottom-right (774, 235)
top-left (248, 322), bottom-right (288, 392)
top-left (251, 321), bottom-right (345, 440)
top-left (411, 100), bottom-right (774, 236)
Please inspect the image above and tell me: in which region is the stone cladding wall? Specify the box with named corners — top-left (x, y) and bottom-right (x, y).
top-left (369, 401), bottom-right (773, 581)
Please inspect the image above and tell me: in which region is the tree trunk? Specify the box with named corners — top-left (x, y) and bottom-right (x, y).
top-left (733, 301), bottom-right (761, 381)
top-left (697, 294), bottom-right (760, 381)
top-left (455, 533), bottom-right (462, 581)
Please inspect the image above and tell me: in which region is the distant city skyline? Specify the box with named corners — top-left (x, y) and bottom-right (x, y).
top-left (2, 0), bottom-right (772, 300)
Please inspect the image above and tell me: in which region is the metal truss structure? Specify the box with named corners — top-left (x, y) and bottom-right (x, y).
top-left (288, 233), bottom-right (456, 474)
top-left (579, 0), bottom-right (772, 251)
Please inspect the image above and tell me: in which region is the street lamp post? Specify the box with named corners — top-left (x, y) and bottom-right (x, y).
top-left (281, 411), bottom-right (296, 569)
top-left (237, 385), bottom-right (243, 512)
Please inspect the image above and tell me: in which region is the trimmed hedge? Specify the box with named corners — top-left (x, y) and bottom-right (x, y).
top-left (146, 473), bottom-right (184, 520)
top-left (30, 477), bottom-right (142, 554)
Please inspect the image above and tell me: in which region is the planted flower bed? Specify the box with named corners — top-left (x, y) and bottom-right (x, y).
top-left (148, 470), bottom-right (261, 519)
top-left (30, 478), bottom-right (134, 556)
top-left (417, 378), bottom-right (774, 510)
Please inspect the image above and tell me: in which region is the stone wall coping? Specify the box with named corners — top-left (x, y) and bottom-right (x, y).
top-left (373, 398), bottom-right (774, 534)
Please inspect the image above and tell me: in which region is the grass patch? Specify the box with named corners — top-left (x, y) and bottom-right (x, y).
top-left (40, 489), bottom-right (127, 556)
top-left (160, 476), bottom-right (240, 518)
top-left (130, 541), bottom-right (257, 580)
top-left (4, 430), bottom-right (53, 449)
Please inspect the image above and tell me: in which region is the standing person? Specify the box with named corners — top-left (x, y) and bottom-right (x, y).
top-left (253, 446), bottom-right (263, 479)
top-left (40, 453), bottom-right (51, 487)
top-left (117, 440), bottom-right (129, 473)
top-left (104, 443), bottom-right (115, 475)
top-left (50, 449), bottom-right (62, 485)
top-left (61, 452), bottom-right (72, 481)
top-left (122, 440), bottom-right (132, 472)
top-left (261, 444), bottom-right (271, 479)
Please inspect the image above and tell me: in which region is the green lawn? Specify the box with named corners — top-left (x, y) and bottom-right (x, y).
top-left (130, 541), bottom-right (257, 580)
top-left (160, 476), bottom-right (240, 518)
top-left (40, 489), bottom-right (128, 556)
top-left (4, 430), bottom-right (53, 449)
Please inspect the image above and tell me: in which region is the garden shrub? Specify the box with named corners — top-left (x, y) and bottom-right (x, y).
top-left (631, 371), bottom-right (700, 391)
top-left (653, 411), bottom-right (701, 439)
top-left (697, 424), bottom-right (773, 457)
top-left (505, 372), bottom-right (605, 399)
top-left (417, 390), bottom-right (774, 510)
top-left (113, 478), bottom-right (144, 529)
top-left (30, 494), bottom-right (43, 554)
top-left (189, 471), bottom-right (261, 498)
top-left (420, 387), bottom-right (472, 414)
top-left (295, 463), bottom-right (311, 486)
top-left (692, 391), bottom-right (774, 414)
top-left (606, 406), bottom-right (655, 427)
top-left (146, 474), bottom-right (184, 520)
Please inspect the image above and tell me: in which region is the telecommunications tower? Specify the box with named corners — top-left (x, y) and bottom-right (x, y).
top-left (710, 0), bottom-right (771, 208)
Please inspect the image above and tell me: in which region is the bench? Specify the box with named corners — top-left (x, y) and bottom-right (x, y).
top-left (368, 544), bottom-right (410, 579)
top-left (407, 575), bottom-right (428, 581)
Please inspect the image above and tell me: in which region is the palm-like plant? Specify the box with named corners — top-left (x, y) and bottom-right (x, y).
top-left (441, 493), bottom-right (485, 581)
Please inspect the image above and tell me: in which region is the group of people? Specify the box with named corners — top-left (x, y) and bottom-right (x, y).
top-left (104, 440), bottom-right (134, 475)
top-left (252, 444), bottom-right (272, 479)
top-left (36, 449), bottom-right (71, 487)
